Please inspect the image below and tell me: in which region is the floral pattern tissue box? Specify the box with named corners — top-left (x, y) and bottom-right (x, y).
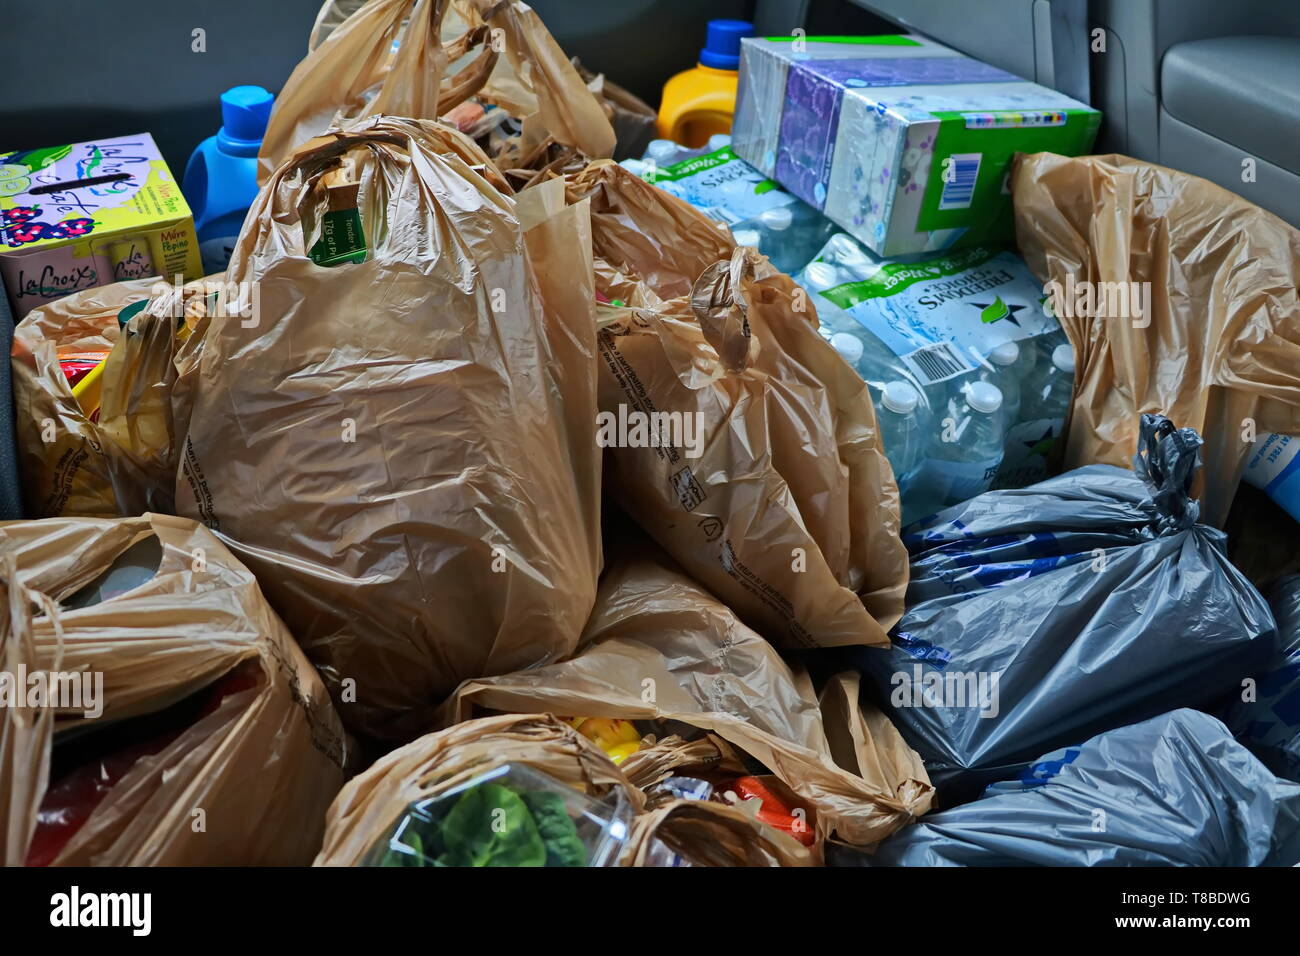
top-left (732, 35), bottom-right (1100, 257)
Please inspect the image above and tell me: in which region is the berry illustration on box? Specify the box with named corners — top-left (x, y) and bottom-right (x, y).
top-left (0, 134), bottom-right (201, 318)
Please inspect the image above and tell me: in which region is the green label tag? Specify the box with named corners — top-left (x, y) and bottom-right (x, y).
top-left (310, 207), bottom-right (367, 267)
top-left (761, 34), bottom-right (922, 45)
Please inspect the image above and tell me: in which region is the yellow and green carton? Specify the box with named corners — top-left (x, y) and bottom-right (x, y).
top-left (0, 133), bottom-right (201, 318)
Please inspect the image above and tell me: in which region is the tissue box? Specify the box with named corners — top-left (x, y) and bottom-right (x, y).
top-left (0, 133), bottom-right (201, 319)
top-left (733, 35), bottom-right (1100, 257)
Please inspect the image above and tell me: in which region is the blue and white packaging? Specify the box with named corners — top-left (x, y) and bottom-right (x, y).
top-left (797, 233), bottom-right (1068, 493)
top-left (632, 145), bottom-right (835, 273)
top-left (1243, 432), bottom-right (1300, 525)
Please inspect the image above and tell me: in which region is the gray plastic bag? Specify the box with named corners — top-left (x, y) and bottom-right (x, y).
top-left (854, 415), bottom-right (1278, 802)
top-left (1226, 575), bottom-right (1300, 781)
top-left (829, 709), bottom-right (1300, 867)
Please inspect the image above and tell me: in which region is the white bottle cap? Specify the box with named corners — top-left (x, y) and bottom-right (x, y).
top-left (646, 140), bottom-right (678, 163)
top-left (732, 228), bottom-right (761, 248)
top-left (803, 261), bottom-right (842, 290)
top-left (707, 133), bottom-right (733, 151)
top-left (826, 233), bottom-right (870, 266)
top-left (989, 340), bottom-right (1020, 366)
top-left (1052, 343), bottom-right (1076, 373)
top-left (881, 380), bottom-right (920, 415)
top-left (830, 332), bottom-right (864, 365)
top-left (760, 205), bottom-right (794, 231)
top-left (620, 158), bottom-right (650, 177)
top-left (965, 380), bottom-right (1003, 414)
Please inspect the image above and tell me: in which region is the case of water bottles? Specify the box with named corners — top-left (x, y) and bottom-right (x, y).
top-left (795, 232), bottom-right (1076, 523)
top-left (624, 136), bottom-right (837, 275)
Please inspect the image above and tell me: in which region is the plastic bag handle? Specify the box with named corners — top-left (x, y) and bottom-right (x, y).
top-left (688, 247), bottom-right (760, 374)
top-left (1132, 413), bottom-right (1202, 530)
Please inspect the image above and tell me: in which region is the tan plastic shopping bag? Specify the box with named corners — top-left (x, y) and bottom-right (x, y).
top-left (262, 0), bottom-right (614, 185)
top-left (1012, 152), bottom-right (1300, 526)
top-left (11, 276), bottom-right (210, 519)
top-left (314, 713), bottom-right (642, 865)
top-left (440, 547), bottom-right (934, 847)
top-left (624, 799), bottom-right (816, 867)
top-left (567, 165), bottom-right (908, 648)
top-left (176, 116), bottom-right (601, 742)
top-left (0, 513), bottom-right (347, 866)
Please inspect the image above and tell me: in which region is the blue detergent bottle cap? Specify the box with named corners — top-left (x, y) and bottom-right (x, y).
top-left (217, 85), bottom-right (275, 156)
top-left (699, 19), bottom-right (754, 71)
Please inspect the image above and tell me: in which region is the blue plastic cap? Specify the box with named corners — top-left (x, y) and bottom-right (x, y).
top-left (218, 85), bottom-right (275, 154)
top-left (699, 19), bottom-right (754, 70)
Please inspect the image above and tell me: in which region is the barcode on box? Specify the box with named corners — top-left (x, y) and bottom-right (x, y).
top-left (904, 342), bottom-right (973, 383)
top-left (938, 153), bottom-right (981, 210)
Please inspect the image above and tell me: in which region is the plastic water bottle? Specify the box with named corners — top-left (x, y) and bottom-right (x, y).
top-left (821, 232), bottom-right (878, 279)
top-left (878, 380), bottom-right (927, 490)
top-left (919, 380), bottom-right (1006, 506)
top-left (979, 340), bottom-right (1023, 428)
top-left (800, 261), bottom-right (853, 341)
top-left (1023, 343), bottom-right (1075, 422)
top-left (731, 203), bottom-right (832, 274)
top-left (182, 85), bottom-right (275, 275)
top-left (829, 331), bottom-right (865, 373)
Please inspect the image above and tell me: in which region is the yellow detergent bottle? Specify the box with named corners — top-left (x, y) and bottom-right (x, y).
top-left (658, 19), bottom-right (755, 148)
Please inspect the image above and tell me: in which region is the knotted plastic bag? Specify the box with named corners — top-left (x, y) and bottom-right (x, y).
top-left (856, 414), bottom-right (1278, 803)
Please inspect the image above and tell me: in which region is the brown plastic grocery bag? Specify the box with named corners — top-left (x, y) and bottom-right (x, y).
top-left (440, 548), bottom-right (933, 847)
top-left (314, 713), bottom-right (642, 865)
top-left (176, 116), bottom-right (601, 741)
top-left (624, 799), bottom-right (815, 867)
top-left (263, 0), bottom-right (614, 184)
top-left (570, 159), bottom-right (737, 300)
top-left (1012, 152), bottom-right (1300, 526)
top-left (571, 57), bottom-right (658, 161)
top-left (567, 165), bottom-right (908, 648)
top-left (0, 513), bottom-right (347, 866)
top-left (448, 0), bottom-right (616, 165)
top-left (11, 276), bottom-right (211, 519)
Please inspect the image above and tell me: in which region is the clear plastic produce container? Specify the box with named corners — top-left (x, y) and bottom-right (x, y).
top-left (364, 763), bottom-right (633, 867)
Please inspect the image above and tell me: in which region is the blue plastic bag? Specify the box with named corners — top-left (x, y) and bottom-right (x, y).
top-left (829, 710), bottom-right (1300, 866)
top-left (855, 415), bottom-right (1278, 802)
top-left (1227, 575), bottom-right (1300, 781)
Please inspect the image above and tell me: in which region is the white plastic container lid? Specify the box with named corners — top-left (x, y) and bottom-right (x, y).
top-left (646, 139), bottom-right (679, 163)
top-left (1052, 343), bottom-right (1076, 373)
top-left (803, 261), bottom-right (842, 290)
top-left (707, 133), bottom-right (733, 151)
top-left (830, 332), bottom-right (865, 365)
top-left (732, 228), bottom-right (761, 248)
top-left (965, 380), bottom-right (1003, 413)
top-left (760, 205), bottom-right (794, 231)
top-left (882, 380), bottom-right (920, 415)
top-left (989, 341), bottom-right (1020, 366)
